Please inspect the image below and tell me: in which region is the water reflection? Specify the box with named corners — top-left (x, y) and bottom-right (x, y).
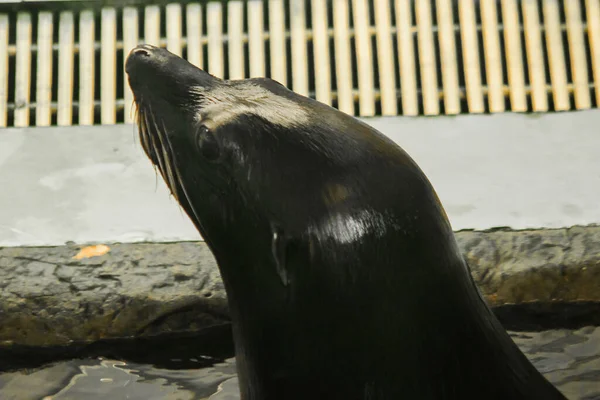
top-left (1, 327), bottom-right (599, 400)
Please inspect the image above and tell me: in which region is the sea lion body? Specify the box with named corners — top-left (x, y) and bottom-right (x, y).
top-left (126, 45), bottom-right (566, 400)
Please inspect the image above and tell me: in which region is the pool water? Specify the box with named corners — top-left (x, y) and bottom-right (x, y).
top-left (1, 326), bottom-right (599, 400)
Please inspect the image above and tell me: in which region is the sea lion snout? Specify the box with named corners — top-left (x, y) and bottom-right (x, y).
top-left (126, 44), bottom-right (219, 95)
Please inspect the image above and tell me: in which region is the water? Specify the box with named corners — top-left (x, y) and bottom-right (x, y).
top-left (1, 327), bottom-right (599, 400)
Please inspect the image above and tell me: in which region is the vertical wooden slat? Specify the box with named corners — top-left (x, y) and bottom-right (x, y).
top-left (186, 3), bottom-right (203, 69)
top-left (207, 2), bottom-right (224, 78)
top-left (373, 0), bottom-right (398, 115)
top-left (501, 0), bottom-right (527, 112)
top-left (14, 12), bottom-right (32, 127)
top-left (101, 8), bottom-right (116, 125)
top-left (79, 10), bottom-right (95, 125)
top-left (57, 11), bottom-right (74, 126)
top-left (436, 0), bottom-right (460, 114)
top-left (311, 0), bottom-right (332, 106)
top-left (228, 1), bottom-right (245, 80)
top-left (480, 0), bottom-right (505, 113)
top-left (268, 0), bottom-right (287, 85)
top-left (522, 0), bottom-right (548, 112)
top-left (586, 0), bottom-right (600, 105)
top-left (352, 0), bottom-right (375, 116)
top-left (415, 0), bottom-right (439, 115)
top-left (123, 7), bottom-right (139, 124)
top-left (542, 0), bottom-right (570, 111)
top-left (0, 14), bottom-right (8, 127)
top-left (247, 0), bottom-right (265, 77)
top-left (565, 0), bottom-right (592, 109)
top-left (395, 0), bottom-right (418, 116)
top-left (166, 3), bottom-right (183, 56)
top-left (35, 12), bottom-right (53, 127)
top-left (333, 0), bottom-right (354, 115)
top-left (290, 0), bottom-right (309, 96)
top-left (458, 0), bottom-right (484, 113)
top-left (144, 5), bottom-right (161, 46)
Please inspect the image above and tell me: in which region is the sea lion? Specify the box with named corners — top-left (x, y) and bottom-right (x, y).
top-left (125, 44), bottom-right (567, 400)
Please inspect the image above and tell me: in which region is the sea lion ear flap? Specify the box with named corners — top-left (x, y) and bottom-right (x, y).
top-left (195, 125), bottom-right (222, 163)
top-left (271, 223), bottom-right (291, 287)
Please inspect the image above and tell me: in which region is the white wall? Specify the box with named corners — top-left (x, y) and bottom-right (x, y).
top-left (1, 110), bottom-right (599, 247)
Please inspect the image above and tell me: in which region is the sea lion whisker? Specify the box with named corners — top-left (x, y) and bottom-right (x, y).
top-left (158, 118), bottom-right (181, 203)
top-left (135, 105), bottom-right (161, 192)
top-left (146, 104), bottom-right (180, 201)
top-left (143, 107), bottom-right (169, 188)
top-left (138, 107), bottom-right (153, 158)
top-left (131, 107), bottom-right (139, 146)
top-left (135, 105), bottom-right (147, 151)
top-left (141, 106), bottom-right (211, 238)
top-left (146, 106), bottom-right (169, 180)
top-left (135, 107), bottom-right (149, 152)
top-left (129, 99), bottom-right (136, 120)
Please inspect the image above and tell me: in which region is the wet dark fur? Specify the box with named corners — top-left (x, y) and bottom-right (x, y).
top-left (125, 45), bottom-right (567, 400)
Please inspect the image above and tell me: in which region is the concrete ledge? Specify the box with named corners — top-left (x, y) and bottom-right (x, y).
top-left (0, 242), bottom-right (229, 348)
top-left (457, 225), bottom-right (600, 306)
top-left (1, 226), bottom-right (599, 348)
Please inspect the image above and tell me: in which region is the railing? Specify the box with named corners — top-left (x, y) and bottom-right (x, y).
top-left (0, 0), bottom-right (599, 128)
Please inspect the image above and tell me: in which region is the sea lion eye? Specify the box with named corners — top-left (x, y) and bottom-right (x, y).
top-left (196, 125), bottom-right (221, 162)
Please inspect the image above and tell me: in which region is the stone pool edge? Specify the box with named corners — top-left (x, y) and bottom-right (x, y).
top-left (1, 225), bottom-right (599, 348)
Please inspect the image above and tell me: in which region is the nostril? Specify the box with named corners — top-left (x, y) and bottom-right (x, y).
top-left (132, 47), bottom-right (151, 58)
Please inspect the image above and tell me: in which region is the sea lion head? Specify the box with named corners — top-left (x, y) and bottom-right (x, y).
top-left (124, 44), bottom-right (404, 291)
